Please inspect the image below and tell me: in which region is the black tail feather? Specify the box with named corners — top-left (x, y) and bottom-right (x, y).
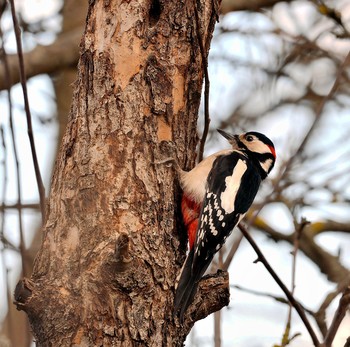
top-left (173, 249), bottom-right (195, 316)
top-left (177, 278), bottom-right (200, 322)
top-left (173, 249), bottom-right (213, 322)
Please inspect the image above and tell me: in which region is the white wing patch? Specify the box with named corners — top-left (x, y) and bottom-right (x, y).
top-left (220, 159), bottom-right (247, 214)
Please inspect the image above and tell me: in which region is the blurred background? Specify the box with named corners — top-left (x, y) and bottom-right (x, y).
top-left (0, 0), bottom-right (349, 346)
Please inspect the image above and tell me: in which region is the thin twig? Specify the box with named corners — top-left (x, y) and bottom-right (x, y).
top-left (291, 219), bottom-right (308, 291)
top-left (0, 127), bottom-right (19, 253)
top-left (0, 24), bottom-right (26, 277)
top-left (280, 218), bottom-right (309, 346)
top-left (245, 51), bottom-right (350, 232)
top-left (232, 284), bottom-right (290, 304)
top-left (212, 249), bottom-right (224, 347)
top-left (275, 50), bottom-right (350, 185)
top-left (217, 248), bottom-right (223, 347)
top-left (0, 235), bottom-right (18, 252)
top-left (222, 233), bottom-right (243, 271)
top-left (289, 220), bottom-right (308, 312)
top-left (0, 10), bottom-right (9, 253)
top-left (214, 310), bottom-right (221, 347)
top-left (0, 125), bottom-right (7, 242)
top-left (323, 286), bottom-right (350, 347)
top-left (238, 223), bottom-right (320, 346)
top-left (9, 0), bottom-right (46, 222)
top-left (194, 0), bottom-right (210, 163)
top-left (0, 202), bottom-right (40, 211)
top-left (314, 276), bottom-right (350, 338)
top-left (231, 284), bottom-right (315, 315)
top-left (4, 266), bottom-right (14, 345)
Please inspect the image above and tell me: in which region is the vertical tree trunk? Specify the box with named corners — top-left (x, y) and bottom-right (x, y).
top-left (14, 1), bottom-right (228, 345)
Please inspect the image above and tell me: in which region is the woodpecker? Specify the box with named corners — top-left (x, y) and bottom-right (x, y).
top-left (179, 144), bottom-right (239, 250)
top-left (174, 129), bottom-right (276, 321)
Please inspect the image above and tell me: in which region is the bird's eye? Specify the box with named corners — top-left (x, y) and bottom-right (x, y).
top-left (246, 135), bottom-right (254, 142)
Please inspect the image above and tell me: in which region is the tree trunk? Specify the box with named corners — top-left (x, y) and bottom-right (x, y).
top-left (14, 1), bottom-right (229, 345)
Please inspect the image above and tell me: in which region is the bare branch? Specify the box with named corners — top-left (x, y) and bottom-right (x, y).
top-left (323, 286), bottom-right (350, 347)
top-left (238, 223), bottom-right (320, 346)
top-left (9, 0), bottom-right (46, 221)
top-left (222, 233), bottom-right (243, 271)
top-left (0, 27), bottom-right (82, 91)
top-left (183, 270), bottom-right (230, 326)
top-left (214, 310), bottom-right (221, 347)
top-left (276, 51), bottom-right (350, 183)
top-left (232, 281), bottom-right (350, 345)
top-left (0, 22), bottom-right (26, 276)
top-left (0, 202), bottom-right (40, 211)
top-left (280, 218), bottom-right (309, 345)
top-left (195, 0), bottom-right (212, 163)
top-left (0, 125), bottom-right (7, 243)
top-left (252, 215), bottom-right (350, 284)
top-left (232, 284), bottom-right (302, 308)
top-left (314, 278), bottom-right (350, 338)
top-left (307, 221), bottom-right (350, 236)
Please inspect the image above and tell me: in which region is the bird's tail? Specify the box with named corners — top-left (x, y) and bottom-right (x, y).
top-left (173, 249), bottom-right (197, 322)
top-left (173, 249), bottom-right (212, 322)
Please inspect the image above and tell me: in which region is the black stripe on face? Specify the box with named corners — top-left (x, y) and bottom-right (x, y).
top-left (236, 138), bottom-right (248, 151)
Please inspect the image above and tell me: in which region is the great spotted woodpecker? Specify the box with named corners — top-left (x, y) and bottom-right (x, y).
top-left (179, 145), bottom-right (239, 250)
top-left (174, 129), bottom-right (276, 321)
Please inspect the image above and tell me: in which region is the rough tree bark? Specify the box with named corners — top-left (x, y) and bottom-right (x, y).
top-left (14, 1), bottom-right (229, 346)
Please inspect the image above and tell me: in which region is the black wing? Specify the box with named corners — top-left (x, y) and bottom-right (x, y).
top-left (192, 151), bottom-right (261, 272)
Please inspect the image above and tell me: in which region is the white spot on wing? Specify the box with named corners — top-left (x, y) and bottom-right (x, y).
top-left (213, 198), bottom-right (219, 210)
top-left (208, 214), bottom-right (218, 236)
top-left (220, 159), bottom-right (247, 213)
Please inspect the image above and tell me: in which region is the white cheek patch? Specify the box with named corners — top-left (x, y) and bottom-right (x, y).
top-left (261, 158), bottom-right (273, 173)
top-left (249, 141), bottom-right (270, 154)
top-left (220, 159), bottom-right (247, 214)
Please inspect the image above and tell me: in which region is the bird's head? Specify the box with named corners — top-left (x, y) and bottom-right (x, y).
top-left (218, 129), bottom-right (276, 176)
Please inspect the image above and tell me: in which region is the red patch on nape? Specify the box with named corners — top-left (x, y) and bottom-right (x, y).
top-left (268, 145), bottom-right (276, 159)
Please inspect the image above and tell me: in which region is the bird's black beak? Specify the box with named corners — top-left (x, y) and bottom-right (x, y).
top-left (217, 129), bottom-right (239, 147)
